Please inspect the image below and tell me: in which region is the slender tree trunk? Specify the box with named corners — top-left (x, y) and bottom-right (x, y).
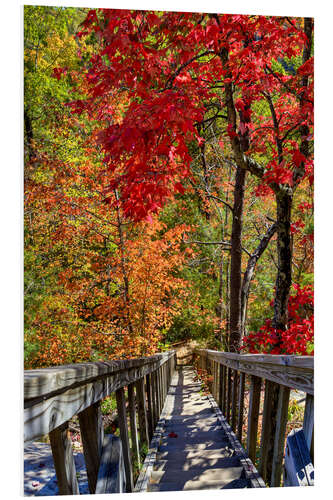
top-left (229, 166), bottom-right (246, 352)
top-left (273, 191), bottom-right (293, 332)
top-left (24, 109), bottom-right (35, 163)
top-left (114, 190), bottom-right (133, 335)
top-left (241, 223), bottom-right (277, 335)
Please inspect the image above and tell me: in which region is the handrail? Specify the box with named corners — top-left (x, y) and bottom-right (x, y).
top-left (24, 350), bottom-right (176, 494)
top-left (194, 349), bottom-right (314, 488)
top-left (195, 349), bottom-right (313, 394)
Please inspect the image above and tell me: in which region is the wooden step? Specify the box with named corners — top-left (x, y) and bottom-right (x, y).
top-left (150, 466), bottom-right (245, 485)
top-left (147, 477), bottom-right (250, 491)
top-left (156, 447), bottom-right (236, 461)
top-left (153, 456), bottom-right (241, 471)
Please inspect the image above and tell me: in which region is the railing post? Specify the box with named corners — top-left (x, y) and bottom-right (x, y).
top-left (221, 364), bottom-right (227, 414)
top-left (145, 373), bottom-right (154, 441)
top-left (135, 377), bottom-right (149, 449)
top-left (231, 370), bottom-right (238, 432)
top-left (247, 375), bottom-right (262, 463)
top-left (226, 368), bottom-right (232, 422)
top-left (78, 401), bottom-right (104, 494)
top-left (49, 421), bottom-right (79, 495)
top-left (157, 366), bottom-right (162, 420)
top-left (237, 371), bottom-right (245, 443)
top-left (259, 380), bottom-right (279, 483)
top-left (128, 383), bottom-right (140, 467)
top-left (270, 385), bottom-right (290, 487)
top-left (116, 387), bottom-right (134, 492)
top-left (151, 369), bottom-right (159, 426)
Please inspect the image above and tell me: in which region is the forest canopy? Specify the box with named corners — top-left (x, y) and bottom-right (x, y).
top-left (24, 6), bottom-right (313, 368)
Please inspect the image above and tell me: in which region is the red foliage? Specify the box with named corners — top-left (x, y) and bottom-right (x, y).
top-left (242, 284), bottom-right (314, 355)
top-left (66, 10), bottom-right (313, 221)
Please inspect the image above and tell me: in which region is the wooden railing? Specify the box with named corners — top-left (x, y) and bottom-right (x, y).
top-left (194, 349), bottom-right (314, 487)
top-left (24, 351), bottom-right (176, 494)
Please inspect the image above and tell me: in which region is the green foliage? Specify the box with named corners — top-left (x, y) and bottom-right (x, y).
top-left (101, 395), bottom-right (117, 415)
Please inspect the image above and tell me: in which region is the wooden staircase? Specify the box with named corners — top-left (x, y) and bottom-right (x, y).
top-left (24, 349), bottom-right (313, 494)
top-left (137, 366), bottom-right (264, 491)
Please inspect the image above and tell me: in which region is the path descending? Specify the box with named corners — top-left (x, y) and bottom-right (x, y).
top-left (145, 366), bottom-right (259, 492)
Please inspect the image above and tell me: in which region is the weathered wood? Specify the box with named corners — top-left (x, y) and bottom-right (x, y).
top-left (222, 365), bottom-right (227, 414)
top-left (226, 368), bottom-right (232, 422)
top-left (270, 385), bottom-right (290, 487)
top-left (78, 402), bottom-right (104, 494)
top-left (24, 354), bottom-right (173, 442)
top-left (303, 393), bottom-right (314, 458)
top-left (247, 375), bottom-right (261, 463)
top-left (128, 383), bottom-right (140, 467)
top-left (135, 377), bottom-right (149, 449)
top-left (197, 349), bottom-right (313, 394)
top-left (49, 421), bottom-right (79, 495)
top-left (237, 372), bottom-right (245, 443)
top-left (231, 370), bottom-right (238, 432)
top-left (215, 362), bottom-right (219, 402)
top-left (151, 370), bottom-right (159, 427)
top-left (116, 387), bottom-right (134, 492)
top-left (258, 380), bottom-right (279, 482)
top-left (145, 373), bottom-right (154, 441)
top-left (161, 364), bottom-right (165, 404)
top-left (283, 429), bottom-right (314, 486)
top-left (218, 363), bottom-right (223, 411)
top-left (157, 367), bottom-right (162, 418)
top-left (204, 381), bottom-right (266, 489)
top-left (25, 352), bottom-right (174, 400)
top-left (95, 434), bottom-right (126, 493)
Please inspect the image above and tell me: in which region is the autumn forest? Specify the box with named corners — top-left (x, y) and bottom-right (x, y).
top-left (24, 6), bottom-right (314, 369)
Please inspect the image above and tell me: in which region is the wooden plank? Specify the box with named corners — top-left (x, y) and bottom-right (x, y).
top-left (270, 385), bottom-right (290, 487)
top-left (201, 349), bottom-right (314, 369)
top-left (49, 421), bottom-right (79, 495)
top-left (128, 383), bottom-right (140, 467)
top-left (215, 362), bottom-right (219, 402)
top-left (231, 370), bottom-right (238, 432)
top-left (146, 373), bottom-right (155, 441)
top-left (25, 351), bottom-right (175, 400)
top-left (135, 377), bottom-right (149, 449)
top-left (161, 363), bottom-right (166, 405)
top-left (218, 363), bottom-right (223, 411)
top-left (198, 349), bottom-right (313, 394)
top-left (95, 434), bottom-right (126, 493)
top-left (204, 388), bottom-right (266, 488)
top-left (226, 368), bottom-right (232, 423)
top-left (24, 356), bottom-right (172, 442)
top-left (156, 367), bottom-right (162, 418)
top-left (258, 380), bottom-right (279, 483)
top-left (151, 370), bottom-right (159, 427)
top-left (115, 387), bottom-right (134, 492)
top-left (215, 363), bottom-right (221, 406)
top-left (78, 402), bottom-right (104, 494)
top-left (145, 373), bottom-right (154, 441)
top-left (247, 375), bottom-right (261, 463)
top-left (237, 372), bottom-right (245, 443)
top-left (221, 365), bottom-right (227, 414)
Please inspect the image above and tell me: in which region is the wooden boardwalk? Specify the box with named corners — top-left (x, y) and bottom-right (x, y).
top-left (136, 366), bottom-right (265, 492)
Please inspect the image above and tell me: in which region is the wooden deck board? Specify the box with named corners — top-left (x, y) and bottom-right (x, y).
top-left (135, 366), bottom-right (265, 492)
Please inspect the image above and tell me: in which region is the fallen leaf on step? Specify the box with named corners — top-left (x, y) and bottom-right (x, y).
top-left (168, 432), bottom-right (178, 438)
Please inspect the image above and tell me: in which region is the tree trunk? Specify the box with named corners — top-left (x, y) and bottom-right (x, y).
top-left (273, 190), bottom-right (293, 332)
top-left (229, 166), bottom-right (246, 352)
top-left (241, 223), bottom-right (277, 336)
top-left (24, 109), bottom-right (35, 162)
